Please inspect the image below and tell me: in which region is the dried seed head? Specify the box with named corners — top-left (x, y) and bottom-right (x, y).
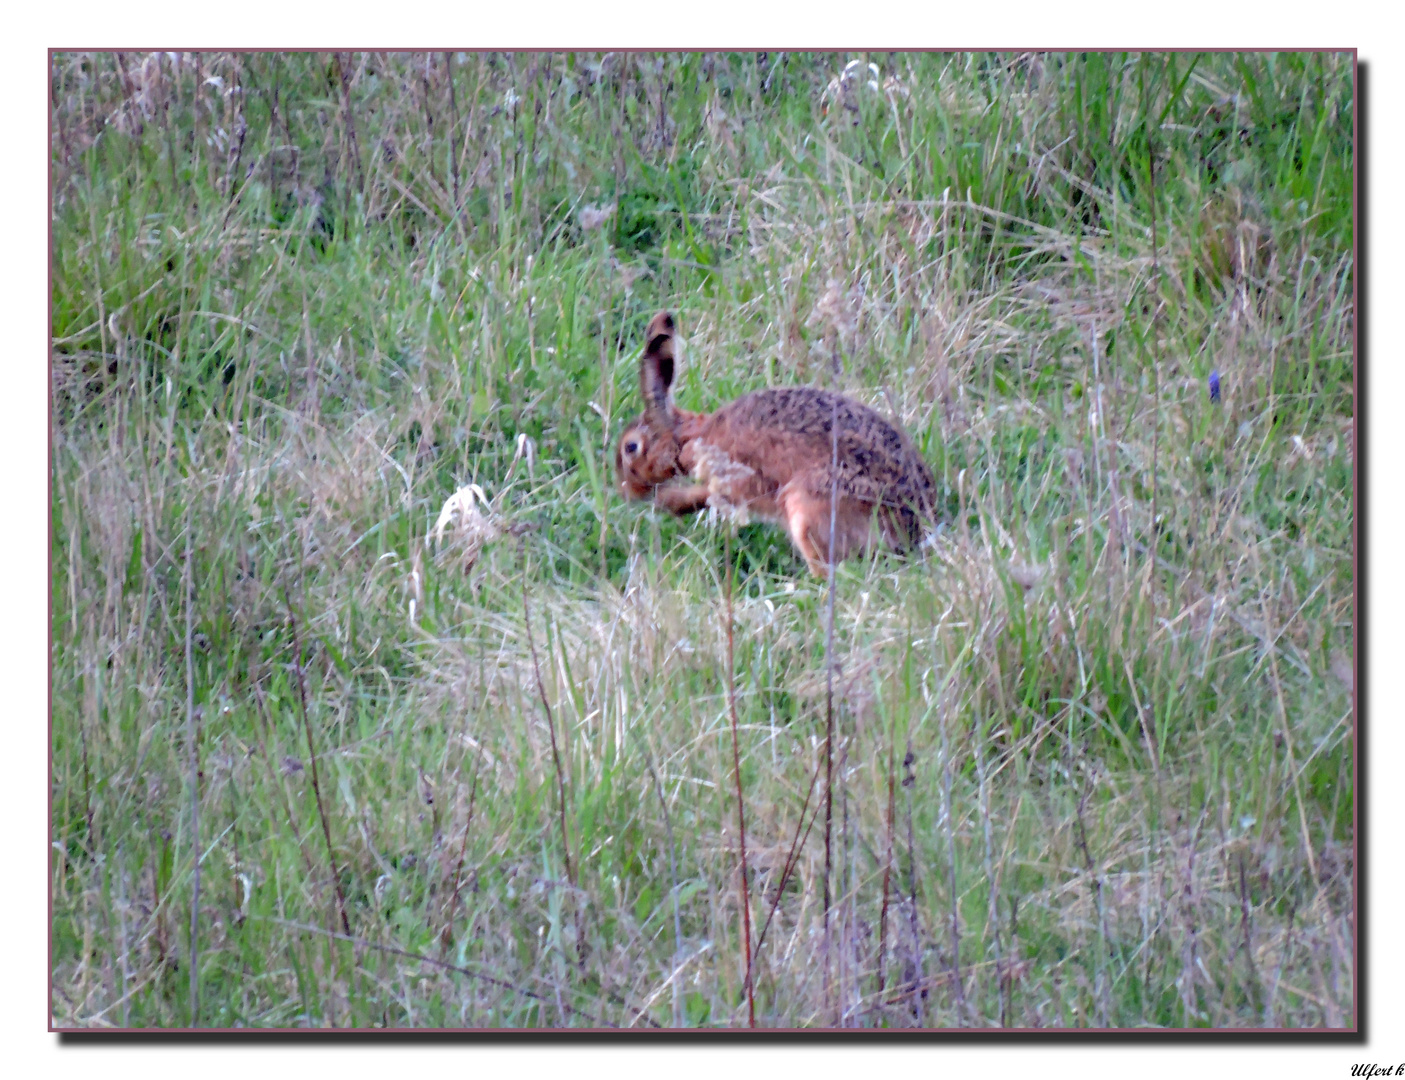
top-left (821, 59), bottom-right (882, 116)
top-left (431, 483), bottom-right (505, 573)
top-left (808, 277), bottom-right (860, 349)
top-left (512, 433), bottom-right (537, 478)
top-left (579, 202), bottom-right (616, 231)
top-left (1008, 560), bottom-right (1043, 591)
top-left (1330, 653), bottom-right (1354, 694)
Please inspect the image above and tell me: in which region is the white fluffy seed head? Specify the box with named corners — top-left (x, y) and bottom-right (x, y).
top-left (431, 484), bottom-right (504, 572)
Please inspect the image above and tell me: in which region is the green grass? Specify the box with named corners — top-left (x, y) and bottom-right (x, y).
top-left (50, 50), bottom-right (1354, 1028)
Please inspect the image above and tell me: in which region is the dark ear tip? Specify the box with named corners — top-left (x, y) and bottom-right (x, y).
top-left (646, 311), bottom-right (675, 338)
top-left (641, 311), bottom-right (677, 407)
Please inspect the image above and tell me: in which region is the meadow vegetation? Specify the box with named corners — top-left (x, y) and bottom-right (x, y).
top-left (50, 50), bottom-right (1355, 1027)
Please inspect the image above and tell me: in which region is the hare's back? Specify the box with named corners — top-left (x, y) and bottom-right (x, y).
top-left (706, 387), bottom-right (935, 511)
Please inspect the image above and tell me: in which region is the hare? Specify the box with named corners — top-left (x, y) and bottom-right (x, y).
top-left (615, 311), bottom-right (937, 577)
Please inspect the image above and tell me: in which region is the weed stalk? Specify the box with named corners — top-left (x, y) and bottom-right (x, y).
top-left (754, 757), bottom-right (823, 959)
top-left (282, 586), bottom-right (351, 937)
top-left (723, 528), bottom-right (756, 1027)
top-left (822, 337), bottom-right (842, 1023)
top-left (643, 743), bottom-right (685, 1028)
top-left (518, 533), bottom-right (576, 888)
top-left (442, 764), bottom-right (480, 950)
top-left (184, 512), bottom-right (200, 1025)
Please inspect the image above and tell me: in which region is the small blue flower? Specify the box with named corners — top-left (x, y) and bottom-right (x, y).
top-left (1209, 369), bottom-right (1221, 403)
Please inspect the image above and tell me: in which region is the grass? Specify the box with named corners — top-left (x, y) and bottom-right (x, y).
top-left (49, 50), bottom-right (1355, 1028)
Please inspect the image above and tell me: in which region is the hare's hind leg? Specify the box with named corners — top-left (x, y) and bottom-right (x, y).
top-left (780, 487), bottom-right (870, 578)
top-left (782, 490), bottom-right (831, 578)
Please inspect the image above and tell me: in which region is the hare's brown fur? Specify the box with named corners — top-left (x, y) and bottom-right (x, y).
top-left (616, 311), bottom-right (936, 576)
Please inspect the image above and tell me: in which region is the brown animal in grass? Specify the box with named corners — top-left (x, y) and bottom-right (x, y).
top-left (615, 311), bottom-right (937, 577)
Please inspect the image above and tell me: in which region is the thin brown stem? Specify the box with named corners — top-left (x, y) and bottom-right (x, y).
top-left (1073, 784), bottom-right (1112, 1027)
top-left (642, 744), bottom-right (685, 1028)
top-left (753, 756), bottom-right (823, 960)
top-left (877, 716), bottom-right (896, 998)
top-left (334, 52), bottom-right (365, 195)
top-left (1238, 852), bottom-right (1264, 1013)
top-left (184, 511), bottom-right (200, 1025)
top-left (902, 742), bottom-right (925, 1025)
top-left (78, 714), bottom-right (95, 853)
top-left (939, 708), bottom-right (964, 1024)
top-left (518, 534), bottom-right (575, 888)
top-left (442, 764), bottom-right (481, 949)
top-left (1252, 548), bottom-right (1320, 885)
top-left (975, 722), bottom-right (1002, 1025)
top-left (282, 586), bottom-right (351, 937)
top-left (723, 529), bottom-right (755, 1027)
top-left (445, 53), bottom-right (462, 209)
top-left (1143, 59), bottom-right (1163, 588)
top-left (265, 917), bottom-right (652, 1027)
top-left (249, 683), bottom-right (319, 883)
top-left (822, 340), bottom-right (842, 1022)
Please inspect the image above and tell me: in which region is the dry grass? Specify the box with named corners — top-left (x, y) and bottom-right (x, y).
top-left (51, 50), bottom-right (1353, 1028)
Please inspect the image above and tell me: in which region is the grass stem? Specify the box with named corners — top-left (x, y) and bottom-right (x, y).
top-left (282, 586), bottom-right (351, 937)
top-left (723, 529), bottom-right (756, 1027)
top-left (184, 511), bottom-right (200, 1025)
top-left (518, 533), bottom-right (577, 891)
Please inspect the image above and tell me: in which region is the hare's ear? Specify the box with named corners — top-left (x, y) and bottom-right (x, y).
top-left (640, 311), bottom-right (676, 415)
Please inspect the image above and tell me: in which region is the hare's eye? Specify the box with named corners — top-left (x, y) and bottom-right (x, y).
top-left (624, 440), bottom-right (639, 455)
